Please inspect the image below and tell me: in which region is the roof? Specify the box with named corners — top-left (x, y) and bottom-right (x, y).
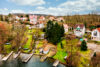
top-left (63, 24), bottom-right (68, 28)
top-left (97, 28), bottom-right (100, 32)
top-left (74, 24), bottom-right (84, 29)
top-left (39, 16), bottom-right (45, 20)
top-left (43, 45), bottom-right (50, 51)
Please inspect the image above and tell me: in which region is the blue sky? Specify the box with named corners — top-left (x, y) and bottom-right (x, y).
top-left (0, 0), bottom-right (100, 16)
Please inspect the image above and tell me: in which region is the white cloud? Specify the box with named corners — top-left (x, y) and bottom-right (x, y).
top-left (36, 6), bottom-right (45, 10)
top-left (0, 8), bottom-right (8, 11)
top-left (10, 9), bottom-right (25, 13)
top-left (0, 8), bottom-right (9, 15)
top-left (29, 7), bottom-right (69, 16)
top-left (29, 0), bottom-right (100, 16)
top-left (1, 0), bottom-right (100, 16)
top-left (8, 0), bottom-right (45, 6)
top-left (59, 0), bottom-right (100, 12)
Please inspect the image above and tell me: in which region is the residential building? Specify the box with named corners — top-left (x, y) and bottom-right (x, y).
top-left (63, 24), bottom-right (68, 33)
top-left (29, 15), bottom-right (37, 24)
top-left (49, 16), bottom-right (55, 21)
top-left (38, 16), bottom-right (45, 28)
top-left (20, 17), bottom-right (27, 21)
top-left (74, 24), bottom-right (85, 37)
top-left (91, 28), bottom-right (100, 41)
top-left (57, 17), bottom-right (64, 22)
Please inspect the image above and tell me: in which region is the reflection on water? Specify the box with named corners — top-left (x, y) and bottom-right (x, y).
top-left (0, 55), bottom-right (65, 67)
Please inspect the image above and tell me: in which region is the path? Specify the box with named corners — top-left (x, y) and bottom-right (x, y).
top-left (87, 43), bottom-right (100, 52)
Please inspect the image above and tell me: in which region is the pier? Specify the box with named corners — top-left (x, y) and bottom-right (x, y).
top-left (2, 51), bottom-right (14, 61)
top-left (53, 60), bottom-right (59, 67)
top-left (13, 51), bottom-right (21, 59)
top-left (21, 49), bottom-right (35, 63)
top-left (40, 55), bottom-right (47, 62)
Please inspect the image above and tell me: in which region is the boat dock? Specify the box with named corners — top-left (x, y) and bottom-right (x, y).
top-left (13, 51), bottom-right (21, 59)
top-left (53, 60), bottom-right (59, 67)
top-left (40, 55), bottom-right (47, 62)
top-left (22, 50), bottom-right (35, 63)
top-left (2, 51), bottom-right (14, 61)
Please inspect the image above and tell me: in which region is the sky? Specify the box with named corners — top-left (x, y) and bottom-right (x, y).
top-left (0, 0), bottom-right (100, 16)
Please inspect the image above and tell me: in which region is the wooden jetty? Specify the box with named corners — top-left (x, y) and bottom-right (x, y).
top-left (53, 60), bottom-right (59, 67)
top-left (13, 51), bottom-right (21, 59)
top-left (2, 51), bottom-right (14, 61)
top-left (40, 55), bottom-right (47, 62)
top-left (22, 49), bottom-right (35, 63)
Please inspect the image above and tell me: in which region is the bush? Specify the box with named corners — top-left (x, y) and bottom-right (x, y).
top-left (81, 40), bottom-right (87, 51)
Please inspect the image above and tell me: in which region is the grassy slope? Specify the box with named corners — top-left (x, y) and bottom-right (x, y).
top-left (53, 39), bottom-right (67, 63)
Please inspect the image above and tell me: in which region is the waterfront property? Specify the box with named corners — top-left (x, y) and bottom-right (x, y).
top-left (91, 28), bottom-right (100, 41)
top-left (74, 24), bottom-right (85, 37)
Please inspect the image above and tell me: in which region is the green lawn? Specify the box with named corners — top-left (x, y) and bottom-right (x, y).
top-left (57, 39), bottom-right (66, 51)
top-left (24, 34), bottom-right (32, 49)
top-left (53, 51), bottom-right (67, 63)
top-left (36, 41), bottom-right (43, 48)
top-left (53, 39), bottom-right (67, 63)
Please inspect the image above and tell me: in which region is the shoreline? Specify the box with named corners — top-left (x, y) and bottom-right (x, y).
top-left (0, 53), bottom-right (66, 67)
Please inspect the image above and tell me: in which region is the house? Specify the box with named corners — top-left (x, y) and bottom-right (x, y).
top-left (91, 28), bottom-right (100, 41)
top-left (42, 44), bottom-right (52, 54)
top-left (39, 16), bottom-right (45, 21)
top-left (29, 15), bottom-right (37, 24)
top-left (49, 16), bottom-right (55, 21)
top-left (57, 17), bottom-right (64, 22)
top-left (15, 16), bottom-right (20, 20)
top-left (74, 24), bottom-right (85, 37)
top-left (63, 24), bottom-right (68, 33)
top-left (38, 23), bottom-right (44, 28)
top-left (38, 16), bottom-right (45, 28)
top-left (20, 17), bottom-right (27, 21)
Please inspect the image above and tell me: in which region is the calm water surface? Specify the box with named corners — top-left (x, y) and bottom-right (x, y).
top-left (0, 55), bottom-right (65, 67)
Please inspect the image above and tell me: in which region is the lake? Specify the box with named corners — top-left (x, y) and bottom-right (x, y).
top-left (0, 55), bottom-right (66, 67)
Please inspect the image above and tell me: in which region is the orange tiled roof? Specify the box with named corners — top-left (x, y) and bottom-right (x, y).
top-left (97, 28), bottom-right (100, 32)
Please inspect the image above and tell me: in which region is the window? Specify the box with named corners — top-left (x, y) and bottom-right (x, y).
top-left (94, 31), bottom-right (97, 36)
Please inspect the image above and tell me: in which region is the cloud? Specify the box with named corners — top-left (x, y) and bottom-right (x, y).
top-left (29, 0), bottom-right (100, 16)
top-left (36, 6), bottom-right (45, 10)
top-left (8, 0), bottom-right (45, 6)
top-left (0, 8), bottom-right (8, 11)
top-left (1, 0), bottom-right (100, 16)
top-left (10, 9), bottom-right (25, 13)
top-left (0, 8), bottom-right (9, 15)
top-left (29, 7), bottom-right (69, 16)
top-left (59, 0), bottom-right (100, 12)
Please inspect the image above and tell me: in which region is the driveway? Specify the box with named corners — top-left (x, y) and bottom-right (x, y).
top-left (87, 43), bottom-right (100, 52)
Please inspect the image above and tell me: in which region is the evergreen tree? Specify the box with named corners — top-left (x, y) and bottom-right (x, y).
top-left (84, 22), bottom-right (87, 28)
top-left (61, 42), bottom-right (63, 49)
top-left (46, 21), bottom-right (64, 45)
top-left (61, 25), bottom-right (65, 37)
top-left (81, 40), bottom-right (87, 51)
top-left (93, 52), bottom-right (96, 57)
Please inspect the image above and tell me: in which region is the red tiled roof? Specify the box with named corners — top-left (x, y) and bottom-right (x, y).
top-left (40, 16), bottom-right (45, 19)
top-left (97, 28), bottom-right (100, 32)
top-left (74, 24), bottom-right (84, 29)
